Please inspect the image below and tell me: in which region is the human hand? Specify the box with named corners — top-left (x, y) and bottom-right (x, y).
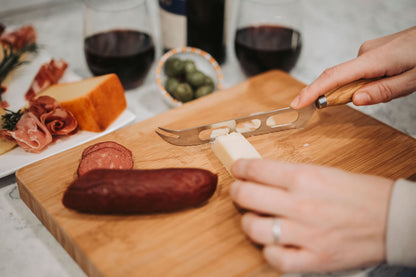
top-left (230, 159), bottom-right (394, 273)
top-left (291, 26), bottom-right (416, 109)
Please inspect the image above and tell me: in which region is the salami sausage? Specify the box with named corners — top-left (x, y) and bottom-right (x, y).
top-left (82, 141), bottom-right (132, 159)
top-left (62, 168), bottom-right (218, 214)
top-left (77, 147), bottom-right (134, 176)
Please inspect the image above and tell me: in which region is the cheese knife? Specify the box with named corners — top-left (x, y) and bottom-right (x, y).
top-left (156, 78), bottom-right (376, 146)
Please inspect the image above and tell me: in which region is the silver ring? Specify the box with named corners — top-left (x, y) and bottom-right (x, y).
top-left (272, 218), bottom-right (281, 243)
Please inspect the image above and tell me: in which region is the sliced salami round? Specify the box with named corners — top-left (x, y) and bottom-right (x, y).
top-left (78, 147), bottom-right (134, 176)
top-left (82, 141), bottom-right (132, 159)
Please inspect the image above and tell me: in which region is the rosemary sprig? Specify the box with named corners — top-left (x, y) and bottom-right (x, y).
top-left (1, 108), bottom-right (25, 131)
top-left (0, 42), bottom-right (39, 100)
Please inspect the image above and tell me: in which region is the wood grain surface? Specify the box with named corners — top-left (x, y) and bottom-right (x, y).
top-left (16, 70), bottom-right (416, 277)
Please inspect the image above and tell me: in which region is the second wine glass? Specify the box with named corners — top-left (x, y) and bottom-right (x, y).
top-left (234, 0), bottom-right (303, 77)
top-left (83, 0), bottom-right (155, 90)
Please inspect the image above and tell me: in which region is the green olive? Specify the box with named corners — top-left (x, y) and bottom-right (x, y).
top-left (164, 77), bottom-right (179, 95)
top-left (203, 75), bottom-right (215, 87)
top-left (186, 70), bottom-right (206, 87)
top-left (164, 58), bottom-right (185, 77)
top-left (195, 85), bottom-right (214, 98)
top-left (173, 83), bottom-right (193, 102)
top-left (183, 60), bottom-right (197, 74)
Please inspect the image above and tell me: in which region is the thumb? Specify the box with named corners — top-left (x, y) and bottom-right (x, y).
top-left (353, 67), bottom-right (416, 105)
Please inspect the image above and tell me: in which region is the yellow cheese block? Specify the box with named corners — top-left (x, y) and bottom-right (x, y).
top-left (38, 74), bottom-right (126, 132)
top-left (211, 132), bottom-right (262, 175)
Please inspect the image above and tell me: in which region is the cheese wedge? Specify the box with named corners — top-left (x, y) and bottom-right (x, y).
top-left (38, 74), bottom-right (126, 132)
top-left (211, 132), bottom-right (262, 175)
top-left (0, 108), bottom-right (17, 155)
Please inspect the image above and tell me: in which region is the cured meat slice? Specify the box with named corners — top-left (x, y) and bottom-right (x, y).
top-left (77, 147), bottom-right (134, 176)
top-left (82, 141), bottom-right (132, 159)
top-left (0, 25), bottom-right (36, 50)
top-left (0, 100), bottom-right (8, 109)
top-left (41, 108), bottom-right (78, 136)
top-left (0, 112), bottom-right (52, 153)
top-left (29, 96), bottom-right (78, 136)
top-left (28, 95), bottom-right (58, 117)
top-left (0, 96), bottom-right (78, 153)
top-left (25, 59), bottom-right (68, 101)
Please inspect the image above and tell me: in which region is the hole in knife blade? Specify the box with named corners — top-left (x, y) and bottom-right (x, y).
top-left (236, 119), bottom-right (261, 133)
top-left (266, 110), bottom-right (299, 127)
top-left (199, 127), bottom-right (231, 140)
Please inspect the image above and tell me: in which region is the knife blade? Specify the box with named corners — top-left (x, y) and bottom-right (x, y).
top-left (156, 78), bottom-right (377, 146)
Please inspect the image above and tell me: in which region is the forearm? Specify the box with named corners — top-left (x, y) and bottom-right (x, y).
top-left (386, 178), bottom-right (416, 266)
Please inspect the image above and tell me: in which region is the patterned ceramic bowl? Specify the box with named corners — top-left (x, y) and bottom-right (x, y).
top-left (156, 47), bottom-right (223, 107)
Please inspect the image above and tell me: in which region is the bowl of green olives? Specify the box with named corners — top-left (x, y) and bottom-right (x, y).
top-left (156, 47), bottom-right (223, 107)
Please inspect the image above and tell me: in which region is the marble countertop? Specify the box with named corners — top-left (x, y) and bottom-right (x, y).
top-left (0, 0), bottom-right (415, 276)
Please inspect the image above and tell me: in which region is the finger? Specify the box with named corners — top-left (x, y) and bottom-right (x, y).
top-left (231, 159), bottom-right (302, 190)
top-left (290, 57), bottom-right (374, 109)
top-left (353, 67), bottom-right (416, 105)
top-left (291, 27), bottom-right (416, 109)
top-left (241, 213), bottom-right (299, 246)
top-left (357, 31), bottom-right (404, 56)
top-left (357, 27), bottom-right (415, 56)
top-left (263, 244), bottom-right (319, 273)
top-left (230, 180), bottom-right (292, 216)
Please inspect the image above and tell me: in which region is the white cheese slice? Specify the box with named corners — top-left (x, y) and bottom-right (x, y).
top-left (211, 132), bottom-right (262, 175)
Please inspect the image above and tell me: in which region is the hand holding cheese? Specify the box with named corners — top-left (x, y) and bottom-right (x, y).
top-left (230, 159), bottom-right (394, 273)
top-left (291, 26), bottom-right (416, 109)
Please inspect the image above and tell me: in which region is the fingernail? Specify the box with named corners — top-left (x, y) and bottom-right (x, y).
top-left (354, 91), bottom-right (371, 105)
top-left (290, 96), bottom-right (300, 108)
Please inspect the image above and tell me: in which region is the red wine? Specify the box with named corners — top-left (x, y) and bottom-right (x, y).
top-left (84, 29), bottom-right (155, 89)
top-left (234, 25), bottom-right (302, 76)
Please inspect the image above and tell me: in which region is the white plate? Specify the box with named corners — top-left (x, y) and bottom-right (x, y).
top-left (0, 49), bottom-right (136, 178)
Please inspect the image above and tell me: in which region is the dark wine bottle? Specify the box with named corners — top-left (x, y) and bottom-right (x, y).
top-left (159, 0), bottom-right (228, 64)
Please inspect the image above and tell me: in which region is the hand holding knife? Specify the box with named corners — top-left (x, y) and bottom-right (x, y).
top-left (156, 78), bottom-right (378, 146)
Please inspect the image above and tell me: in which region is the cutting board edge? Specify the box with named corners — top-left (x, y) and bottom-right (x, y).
top-left (16, 174), bottom-right (104, 277)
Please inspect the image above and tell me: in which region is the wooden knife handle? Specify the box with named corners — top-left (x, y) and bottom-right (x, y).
top-left (321, 78), bottom-right (379, 107)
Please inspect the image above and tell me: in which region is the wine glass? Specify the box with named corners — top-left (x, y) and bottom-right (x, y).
top-left (83, 0), bottom-right (155, 90)
top-left (234, 0), bottom-right (303, 77)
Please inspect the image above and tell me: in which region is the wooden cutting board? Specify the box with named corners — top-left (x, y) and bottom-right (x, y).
top-left (16, 70), bottom-right (416, 277)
